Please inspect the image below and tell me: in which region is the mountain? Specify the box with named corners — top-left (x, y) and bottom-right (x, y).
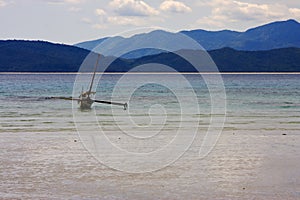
top-left (1, 40), bottom-right (300, 72)
top-left (76, 37), bottom-right (108, 50)
top-left (182, 19), bottom-right (300, 50)
top-left (75, 30), bottom-right (182, 58)
top-left (0, 40), bottom-right (90, 72)
top-left (105, 48), bottom-right (300, 72)
top-left (209, 47), bottom-right (300, 72)
top-left (75, 19), bottom-right (300, 56)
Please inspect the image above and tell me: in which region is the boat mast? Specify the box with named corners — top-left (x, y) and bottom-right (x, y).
top-left (87, 54), bottom-right (101, 98)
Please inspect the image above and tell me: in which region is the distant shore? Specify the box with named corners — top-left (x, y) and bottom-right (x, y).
top-left (1, 72), bottom-right (300, 75)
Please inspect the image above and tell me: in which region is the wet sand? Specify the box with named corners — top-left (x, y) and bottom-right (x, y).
top-left (0, 129), bottom-right (299, 199)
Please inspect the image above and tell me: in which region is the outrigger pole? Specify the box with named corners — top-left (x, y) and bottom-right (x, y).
top-left (50, 53), bottom-right (128, 110)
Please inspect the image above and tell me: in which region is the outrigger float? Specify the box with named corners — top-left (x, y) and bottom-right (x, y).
top-left (51, 54), bottom-right (128, 110)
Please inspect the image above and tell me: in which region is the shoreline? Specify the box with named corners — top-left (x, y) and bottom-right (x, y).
top-left (1, 72), bottom-right (300, 75)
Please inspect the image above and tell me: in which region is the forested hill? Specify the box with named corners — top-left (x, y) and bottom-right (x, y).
top-left (1, 40), bottom-right (300, 72)
top-left (0, 40), bottom-right (90, 72)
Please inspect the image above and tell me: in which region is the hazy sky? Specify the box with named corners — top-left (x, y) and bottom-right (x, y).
top-left (0, 0), bottom-right (299, 44)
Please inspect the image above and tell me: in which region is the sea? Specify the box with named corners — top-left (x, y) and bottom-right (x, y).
top-left (1, 73), bottom-right (299, 134)
top-left (0, 73), bottom-right (299, 199)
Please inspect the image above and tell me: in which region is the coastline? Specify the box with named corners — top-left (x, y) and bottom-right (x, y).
top-left (1, 72), bottom-right (300, 75)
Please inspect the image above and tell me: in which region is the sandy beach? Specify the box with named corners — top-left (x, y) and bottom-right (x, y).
top-left (0, 128), bottom-right (299, 199)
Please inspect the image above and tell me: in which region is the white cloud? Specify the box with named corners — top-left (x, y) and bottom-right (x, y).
top-left (211, 0), bottom-right (283, 21)
top-left (92, 23), bottom-right (107, 30)
top-left (95, 8), bottom-right (106, 16)
top-left (109, 0), bottom-right (159, 16)
top-left (63, 0), bottom-right (85, 4)
top-left (92, 16), bottom-right (143, 29)
top-left (81, 17), bottom-right (92, 24)
top-left (107, 16), bottom-right (143, 25)
top-left (0, 0), bottom-right (6, 7)
top-left (69, 6), bottom-right (81, 12)
top-left (94, 6), bottom-right (144, 28)
top-left (160, 0), bottom-right (192, 13)
top-left (94, 8), bottom-right (108, 25)
top-left (196, 0), bottom-right (300, 29)
top-left (289, 8), bottom-right (300, 18)
top-left (47, 0), bottom-right (85, 5)
top-left (47, 0), bottom-right (85, 13)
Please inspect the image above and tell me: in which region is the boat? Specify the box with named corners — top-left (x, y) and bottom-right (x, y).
top-left (51, 54), bottom-right (128, 110)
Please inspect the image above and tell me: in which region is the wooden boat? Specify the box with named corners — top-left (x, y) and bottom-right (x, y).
top-left (52, 54), bottom-right (127, 110)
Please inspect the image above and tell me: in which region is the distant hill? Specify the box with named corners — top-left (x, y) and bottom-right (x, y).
top-left (76, 37), bottom-right (108, 51)
top-left (106, 48), bottom-right (300, 72)
top-left (75, 19), bottom-right (300, 57)
top-left (76, 30), bottom-right (177, 59)
top-left (0, 40), bottom-right (90, 72)
top-left (1, 40), bottom-right (300, 72)
top-left (208, 47), bottom-right (300, 72)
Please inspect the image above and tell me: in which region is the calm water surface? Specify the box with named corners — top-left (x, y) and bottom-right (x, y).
top-left (0, 74), bottom-right (299, 133)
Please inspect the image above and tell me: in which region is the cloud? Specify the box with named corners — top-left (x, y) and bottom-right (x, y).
top-left (47, 0), bottom-right (85, 5)
top-left (47, 0), bottom-right (85, 12)
top-left (289, 8), bottom-right (300, 17)
top-left (107, 16), bottom-right (143, 26)
top-left (69, 6), bottom-right (81, 12)
top-left (196, 0), bottom-right (300, 29)
top-left (94, 6), bottom-right (144, 28)
top-left (109, 0), bottom-right (159, 16)
top-left (0, 0), bottom-right (8, 7)
top-left (64, 0), bottom-right (84, 3)
top-left (94, 8), bottom-right (108, 25)
top-left (81, 17), bottom-right (92, 24)
top-left (160, 0), bottom-right (192, 13)
top-left (92, 17), bottom-right (143, 29)
top-left (95, 8), bottom-right (106, 16)
top-left (210, 0), bottom-right (284, 21)
top-left (92, 23), bottom-right (107, 30)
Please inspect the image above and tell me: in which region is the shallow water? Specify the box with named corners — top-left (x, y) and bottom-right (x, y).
top-left (1, 74), bottom-right (299, 133)
top-left (0, 73), bottom-right (299, 199)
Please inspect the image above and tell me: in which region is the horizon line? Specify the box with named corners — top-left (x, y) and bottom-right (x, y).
top-left (1, 72), bottom-right (300, 75)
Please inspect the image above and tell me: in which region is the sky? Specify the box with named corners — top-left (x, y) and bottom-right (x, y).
top-left (0, 0), bottom-right (299, 44)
